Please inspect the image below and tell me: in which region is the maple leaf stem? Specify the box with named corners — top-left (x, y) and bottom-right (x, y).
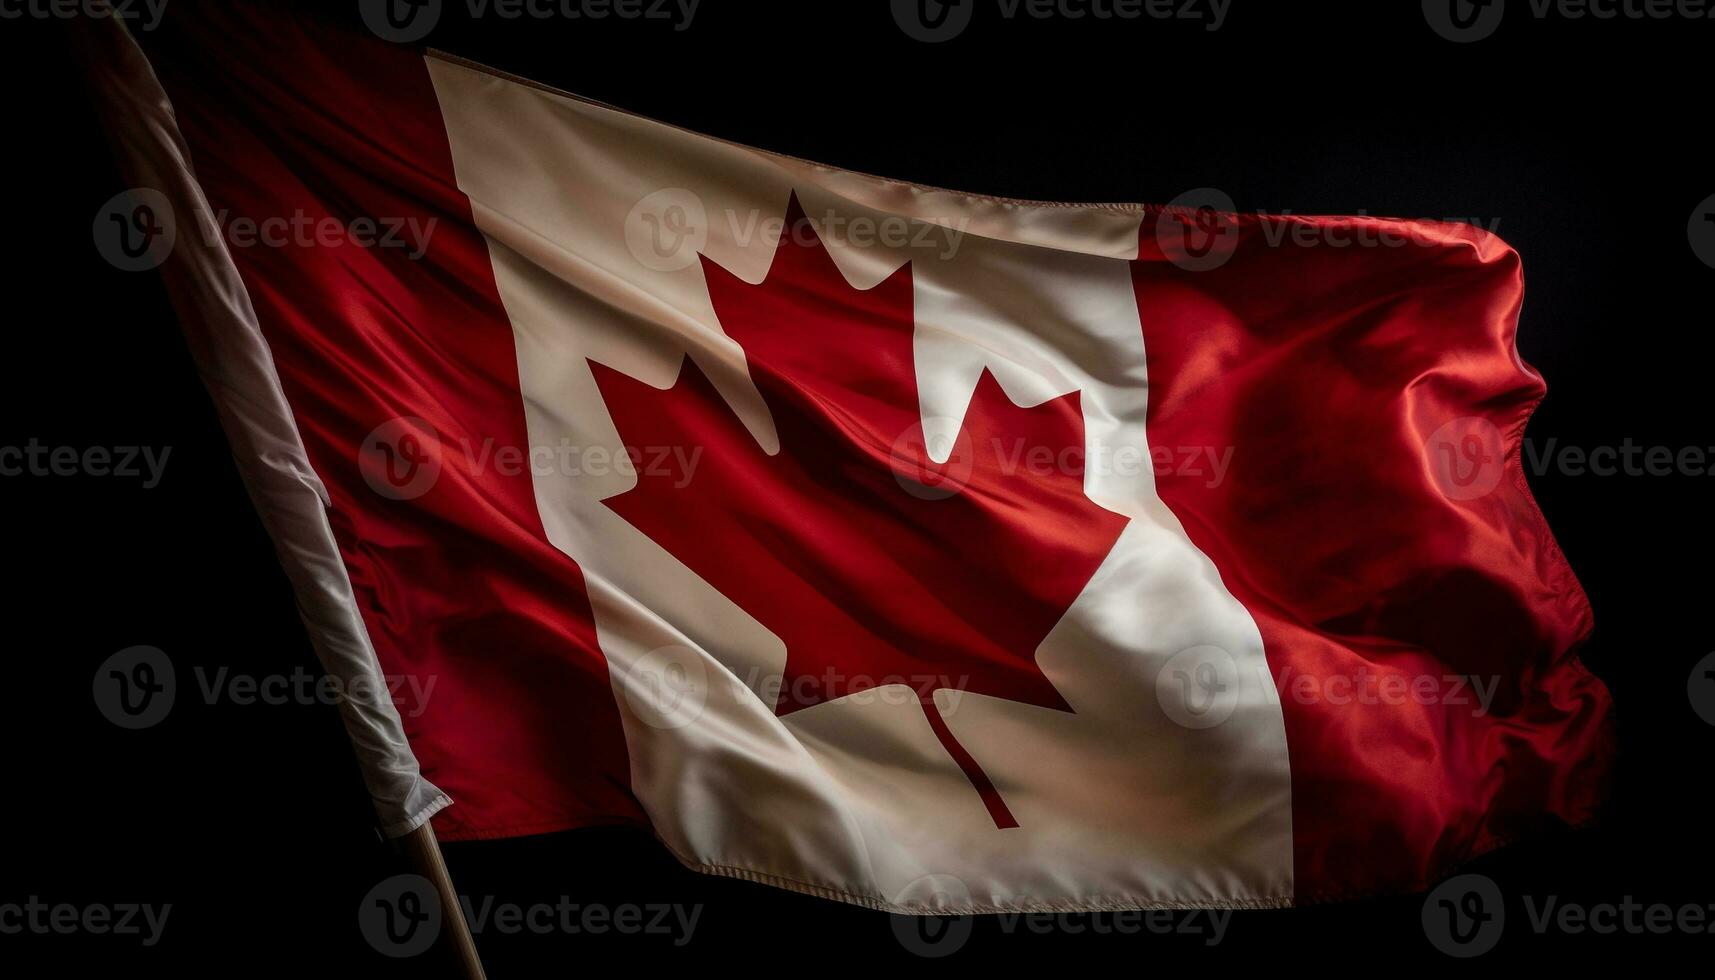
top-left (917, 693), bottom-right (1020, 830)
top-left (592, 198), bottom-right (1121, 835)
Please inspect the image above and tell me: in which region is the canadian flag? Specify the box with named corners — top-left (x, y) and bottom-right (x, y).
top-left (84, 1), bottom-right (1611, 911)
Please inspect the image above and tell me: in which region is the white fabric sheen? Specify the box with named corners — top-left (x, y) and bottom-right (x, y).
top-left (73, 14), bottom-right (448, 838)
top-left (428, 57), bottom-right (1294, 910)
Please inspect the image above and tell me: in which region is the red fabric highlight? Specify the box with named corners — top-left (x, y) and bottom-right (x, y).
top-left (1135, 214), bottom-right (1613, 899)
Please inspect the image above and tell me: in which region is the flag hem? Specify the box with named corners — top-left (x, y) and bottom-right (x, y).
top-left (651, 834), bottom-right (1295, 914)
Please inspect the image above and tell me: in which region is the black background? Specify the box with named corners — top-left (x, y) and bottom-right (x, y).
top-left (3, 0), bottom-right (1711, 973)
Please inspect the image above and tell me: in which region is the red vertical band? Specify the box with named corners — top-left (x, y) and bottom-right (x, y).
top-left (146, 4), bottom-right (645, 840)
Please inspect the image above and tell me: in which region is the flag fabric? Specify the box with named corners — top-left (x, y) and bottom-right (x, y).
top-left (87, 0), bottom-right (1612, 911)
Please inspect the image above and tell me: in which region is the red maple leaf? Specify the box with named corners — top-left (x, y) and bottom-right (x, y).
top-left (590, 195), bottom-right (1128, 828)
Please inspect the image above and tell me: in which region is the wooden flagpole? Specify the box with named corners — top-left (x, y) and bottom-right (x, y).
top-left (398, 823), bottom-right (488, 979)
